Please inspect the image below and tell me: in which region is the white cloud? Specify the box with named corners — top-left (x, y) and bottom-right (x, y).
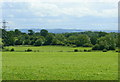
top-left (29, 2), bottom-right (118, 18)
top-left (29, 2), bottom-right (62, 17)
top-left (1, 0), bottom-right (118, 30)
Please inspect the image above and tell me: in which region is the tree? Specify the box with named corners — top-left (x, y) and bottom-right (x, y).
top-left (98, 31), bottom-right (107, 37)
top-left (92, 44), bottom-right (100, 50)
top-left (2, 29), bottom-right (15, 46)
top-left (28, 30), bottom-right (34, 35)
top-left (75, 34), bottom-right (91, 47)
top-left (92, 34), bottom-right (116, 50)
top-left (23, 39), bottom-right (31, 45)
top-left (24, 34), bottom-right (29, 39)
top-left (45, 33), bottom-right (54, 45)
top-left (34, 38), bottom-right (45, 46)
top-left (15, 39), bottom-right (23, 45)
top-left (14, 29), bottom-right (21, 36)
top-left (40, 29), bottom-right (48, 37)
top-left (68, 35), bottom-right (77, 45)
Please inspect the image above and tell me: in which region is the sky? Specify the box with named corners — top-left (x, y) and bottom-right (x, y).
top-left (0, 0), bottom-right (119, 30)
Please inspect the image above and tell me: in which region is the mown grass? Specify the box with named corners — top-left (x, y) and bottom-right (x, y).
top-left (2, 46), bottom-right (118, 80)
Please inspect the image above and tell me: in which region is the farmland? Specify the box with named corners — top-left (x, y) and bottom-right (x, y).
top-left (2, 46), bottom-right (118, 80)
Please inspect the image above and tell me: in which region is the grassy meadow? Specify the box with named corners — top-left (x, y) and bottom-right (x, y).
top-left (2, 46), bottom-right (118, 80)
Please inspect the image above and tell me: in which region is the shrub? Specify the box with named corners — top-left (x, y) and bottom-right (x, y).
top-left (25, 48), bottom-right (32, 52)
top-left (37, 50), bottom-right (39, 52)
top-left (103, 49), bottom-right (107, 52)
top-left (34, 50), bottom-right (36, 52)
top-left (74, 49), bottom-right (78, 52)
top-left (88, 49), bottom-right (92, 52)
top-left (116, 50), bottom-right (120, 53)
top-left (84, 49), bottom-right (87, 52)
top-left (10, 48), bottom-right (14, 51)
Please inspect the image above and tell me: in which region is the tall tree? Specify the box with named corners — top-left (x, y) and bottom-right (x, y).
top-left (75, 34), bottom-right (91, 47)
top-left (40, 29), bottom-right (48, 37)
top-left (28, 30), bottom-right (34, 35)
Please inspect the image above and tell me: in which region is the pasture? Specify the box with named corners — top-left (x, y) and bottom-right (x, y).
top-left (2, 46), bottom-right (118, 80)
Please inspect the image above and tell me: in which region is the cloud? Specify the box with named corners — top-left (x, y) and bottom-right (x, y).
top-left (2, 1), bottom-right (118, 18)
top-left (29, 2), bottom-right (118, 18)
top-left (1, 0), bottom-right (119, 2)
top-left (1, 1), bottom-right (118, 30)
top-left (29, 2), bottom-right (62, 17)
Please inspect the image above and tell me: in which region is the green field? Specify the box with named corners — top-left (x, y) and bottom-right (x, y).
top-left (4, 46), bottom-right (92, 52)
top-left (2, 46), bottom-right (118, 80)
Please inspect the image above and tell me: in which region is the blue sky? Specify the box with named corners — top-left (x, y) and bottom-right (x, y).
top-left (0, 0), bottom-right (118, 30)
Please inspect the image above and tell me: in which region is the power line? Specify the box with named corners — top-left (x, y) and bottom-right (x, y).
top-left (2, 19), bottom-right (8, 29)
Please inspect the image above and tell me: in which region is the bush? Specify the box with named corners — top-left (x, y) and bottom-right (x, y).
top-left (116, 50), bottom-right (118, 52)
top-left (74, 49), bottom-right (78, 52)
top-left (37, 50), bottom-right (39, 52)
top-left (88, 49), bottom-right (92, 52)
top-left (25, 48), bottom-right (32, 52)
top-left (10, 48), bottom-right (14, 51)
top-left (116, 50), bottom-right (120, 53)
top-left (84, 49), bottom-right (87, 52)
top-left (103, 49), bottom-right (107, 52)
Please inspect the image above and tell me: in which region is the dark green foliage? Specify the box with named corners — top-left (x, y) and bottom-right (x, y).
top-left (10, 48), bottom-right (14, 51)
top-left (40, 29), bottom-right (48, 37)
top-left (45, 34), bottom-right (54, 45)
top-left (23, 39), bottom-right (31, 45)
top-left (98, 31), bottom-right (107, 37)
top-left (14, 29), bottom-right (21, 36)
top-left (92, 34), bottom-right (116, 50)
top-left (15, 39), bottom-right (23, 45)
top-left (92, 44), bottom-right (100, 50)
top-left (75, 34), bottom-right (91, 47)
top-left (103, 49), bottom-right (107, 52)
top-left (28, 30), bottom-right (34, 35)
top-left (25, 48), bottom-right (32, 52)
top-left (88, 49), bottom-right (92, 52)
top-left (74, 49), bottom-right (78, 52)
top-left (1, 29), bottom-right (118, 51)
top-left (84, 49), bottom-right (87, 52)
top-left (2, 29), bottom-right (15, 46)
top-left (34, 39), bottom-right (44, 46)
top-left (116, 50), bottom-right (120, 53)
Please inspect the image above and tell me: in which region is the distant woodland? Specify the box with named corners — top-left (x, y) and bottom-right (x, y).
top-left (1, 29), bottom-right (119, 50)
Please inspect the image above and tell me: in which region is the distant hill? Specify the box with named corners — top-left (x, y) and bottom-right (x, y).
top-left (7, 29), bottom-right (119, 33)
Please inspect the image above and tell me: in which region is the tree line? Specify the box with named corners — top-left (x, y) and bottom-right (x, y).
top-left (1, 29), bottom-right (119, 50)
